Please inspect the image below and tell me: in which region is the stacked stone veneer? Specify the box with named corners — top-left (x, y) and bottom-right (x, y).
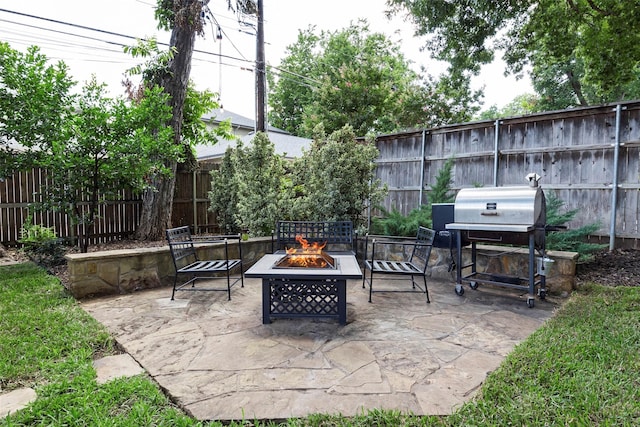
top-left (67, 238), bottom-right (577, 299)
top-left (429, 244), bottom-right (578, 297)
top-left (66, 237), bottom-right (272, 299)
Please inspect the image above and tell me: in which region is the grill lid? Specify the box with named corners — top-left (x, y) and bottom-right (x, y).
top-left (449, 185), bottom-right (546, 228)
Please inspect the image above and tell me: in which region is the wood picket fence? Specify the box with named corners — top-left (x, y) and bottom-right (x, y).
top-left (3, 100), bottom-right (640, 249)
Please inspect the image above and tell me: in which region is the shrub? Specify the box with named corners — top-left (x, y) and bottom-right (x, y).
top-left (545, 191), bottom-right (606, 261)
top-left (371, 158), bottom-right (454, 236)
top-left (208, 126), bottom-right (386, 236)
top-left (19, 216), bottom-right (68, 267)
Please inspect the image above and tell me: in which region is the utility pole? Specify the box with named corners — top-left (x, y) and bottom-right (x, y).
top-left (255, 0), bottom-right (266, 132)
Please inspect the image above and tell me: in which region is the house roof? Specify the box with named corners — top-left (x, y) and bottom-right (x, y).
top-left (196, 131), bottom-right (312, 161)
top-left (196, 109), bottom-right (312, 161)
top-left (202, 109), bottom-right (287, 133)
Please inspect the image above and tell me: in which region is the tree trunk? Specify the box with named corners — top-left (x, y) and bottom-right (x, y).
top-left (136, 160), bottom-right (178, 241)
top-left (136, 0), bottom-right (205, 241)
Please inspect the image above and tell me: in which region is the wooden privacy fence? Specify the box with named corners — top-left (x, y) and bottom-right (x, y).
top-left (0, 164), bottom-right (219, 247)
top-left (374, 100), bottom-right (640, 249)
top-left (0, 167), bottom-right (141, 247)
top-left (3, 101), bottom-right (640, 249)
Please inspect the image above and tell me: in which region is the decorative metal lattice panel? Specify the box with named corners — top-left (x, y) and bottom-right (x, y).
top-left (268, 278), bottom-right (340, 316)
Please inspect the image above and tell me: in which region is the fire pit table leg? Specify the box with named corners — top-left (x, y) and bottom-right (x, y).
top-left (261, 279), bottom-right (272, 324)
top-left (337, 279), bottom-right (347, 325)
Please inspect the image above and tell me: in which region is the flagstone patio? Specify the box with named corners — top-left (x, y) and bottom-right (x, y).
top-left (80, 277), bottom-right (556, 422)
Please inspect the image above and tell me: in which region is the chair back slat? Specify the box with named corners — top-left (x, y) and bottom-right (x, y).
top-left (166, 226), bottom-right (198, 268)
top-left (274, 220), bottom-right (354, 252)
top-left (410, 226), bottom-right (436, 273)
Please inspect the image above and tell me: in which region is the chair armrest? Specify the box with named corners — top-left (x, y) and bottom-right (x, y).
top-left (372, 240), bottom-right (432, 248)
top-left (191, 234), bottom-right (241, 244)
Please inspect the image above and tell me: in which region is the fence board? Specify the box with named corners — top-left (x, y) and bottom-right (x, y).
top-left (373, 100), bottom-right (640, 247)
top-left (1, 165), bottom-right (217, 247)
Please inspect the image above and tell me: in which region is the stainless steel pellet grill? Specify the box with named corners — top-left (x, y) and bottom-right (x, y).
top-left (445, 174), bottom-right (550, 308)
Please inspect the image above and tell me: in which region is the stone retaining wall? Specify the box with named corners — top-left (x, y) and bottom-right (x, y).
top-left (430, 245), bottom-right (578, 297)
top-left (66, 237), bottom-right (272, 299)
top-left (66, 238), bottom-right (577, 299)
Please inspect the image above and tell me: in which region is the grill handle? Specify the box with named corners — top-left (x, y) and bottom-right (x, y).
top-left (467, 232), bottom-right (504, 242)
top-left (480, 211), bottom-right (499, 216)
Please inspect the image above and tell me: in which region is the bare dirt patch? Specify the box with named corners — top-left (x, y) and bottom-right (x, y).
top-left (575, 248), bottom-right (640, 287)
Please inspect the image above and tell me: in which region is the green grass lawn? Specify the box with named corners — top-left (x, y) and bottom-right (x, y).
top-left (1, 262), bottom-right (639, 426)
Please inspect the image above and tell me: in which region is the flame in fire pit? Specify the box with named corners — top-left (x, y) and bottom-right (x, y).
top-left (276, 235), bottom-right (335, 269)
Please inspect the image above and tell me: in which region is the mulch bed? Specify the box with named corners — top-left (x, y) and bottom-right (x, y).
top-left (575, 248), bottom-right (640, 287)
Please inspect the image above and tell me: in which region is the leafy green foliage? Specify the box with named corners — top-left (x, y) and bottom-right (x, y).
top-left (268, 22), bottom-right (479, 138)
top-left (477, 93), bottom-right (545, 120)
top-left (124, 38), bottom-right (233, 171)
top-left (371, 205), bottom-right (431, 237)
top-left (37, 78), bottom-right (175, 252)
top-left (1, 43), bottom-right (179, 252)
top-left (389, 0), bottom-right (640, 109)
top-left (371, 158), bottom-right (454, 236)
top-left (545, 191), bottom-right (606, 260)
top-left (0, 43), bottom-right (75, 178)
top-left (428, 157), bottom-right (455, 205)
top-left (208, 126), bottom-right (385, 236)
top-left (18, 215), bottom-right (68, 267)
top-left (289, 125), bottom-right (386, 229)
top-left (232, 133), bottom-right (285, 236)
top-left (208, 147), bottom-right (240, 233)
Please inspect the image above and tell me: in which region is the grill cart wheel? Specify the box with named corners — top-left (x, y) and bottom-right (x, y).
top-left (455, 284), bottom-right (465, 296)
top-left (527, 297), bottom-right (535, 308)
top-left (538, 289), bottom-right (547, 300)
top-left (469, 281), bottom-right (479, 290)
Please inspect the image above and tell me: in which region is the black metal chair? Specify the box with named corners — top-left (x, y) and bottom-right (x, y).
top-left (166, 226), bottom-right (244, 300)
top-left (362, 226), bottom-right (436, 303)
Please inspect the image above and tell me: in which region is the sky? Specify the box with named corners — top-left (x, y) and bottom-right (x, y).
top-left (0, 0), bottom-right (532, 121)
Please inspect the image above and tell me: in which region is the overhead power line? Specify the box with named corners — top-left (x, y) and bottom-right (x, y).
top-left (0, 7), bottom-right (254, 65)
top-left (0, 6), bottom-right (324, 93)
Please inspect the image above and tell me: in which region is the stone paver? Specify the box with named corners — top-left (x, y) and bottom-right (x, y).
top-left (0, 388), bottom-right (37, 419)
top-left (80, 278), bottom-right (556, 422)
top-left (94, 354), bottom-right (145, 385)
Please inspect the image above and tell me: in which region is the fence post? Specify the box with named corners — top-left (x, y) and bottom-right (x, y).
top-left (609, 104), bottom-right (623, 251)
top-left (493, 119), bottom-right (501, 187)
top-left (419, 130), bottom-right (427, 205)
top-left (193, 170), bottom-right (198, 233)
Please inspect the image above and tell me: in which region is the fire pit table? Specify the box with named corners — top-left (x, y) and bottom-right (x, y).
top-left (245, 253), bottom-right (362, 325)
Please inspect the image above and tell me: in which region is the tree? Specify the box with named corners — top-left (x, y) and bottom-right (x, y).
top-left (268, 21), bottom-right (479, 138)
top-left (0, 40), bottom-right (177, 252)
top-left (476, 93), bottom-right (543, 120)
top-left (208, 147), bottom-right (240, 233)
top-left (232, 133), bottom-right (285, 236)
top-left (292, 124), bottom-right (386, 230)
top-left (0, 43), bottom-right (75, 177)
top-left (387, 0), bottom-right (640, 108)
top-left (136, 0), bottom-right (209, 241)
top-left (38, 79), bottom-right (175, 252)
top-left (208, 126), bottom-right (386, 234)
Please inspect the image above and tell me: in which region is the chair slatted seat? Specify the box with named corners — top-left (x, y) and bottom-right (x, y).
top-left (362, 226), bottom-right (436, 303)
top-left (166, 226), bottom-right (244, 300)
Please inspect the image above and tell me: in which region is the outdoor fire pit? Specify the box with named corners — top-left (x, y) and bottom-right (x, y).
top-left (245, 235), bottom-right (362, 325)
top-left (273, 235), bottom-right (336, 269)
